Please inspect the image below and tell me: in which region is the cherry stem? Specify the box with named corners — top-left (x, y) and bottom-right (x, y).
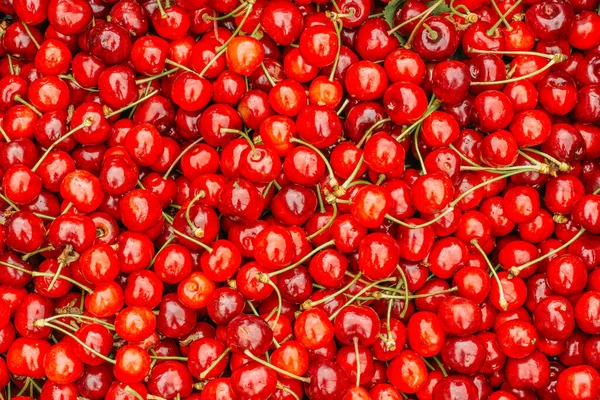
top-left (164, 59), bottom-right (202, 77)
top-left (265, 279), bottom-right (283, 332)
top-left (302, 272), bottom-right (362, 310)
top-left (385, 207), bottom-right (453, 229)
top-left (329, 277), bottom-right (396, 321)
top-left (163, 137), bottom-right (204, 179)
top-left (20, 22), bottom-right (40, 49)
top-left (172, 227), bottom-right (213, 253)
top-left (449, 0), bottom-right (468, 18)
top-left (488, 0), bottom-right (522, 35)
top-left (22, 245), bottom-right (55, 261)
top-left (125, 387), bottom-right (146, 400)
top-left (396, 99), bottom-right (442, 143)
top-left (307, 203), bottom-right (338, 241)
top-left (388, 0), bottom-right (444, 36)
top-left (473, 54), bottom-right (566, 86)
top-left (385, 268), bottom-right (405, 347)
top-left (135, 67), bottom-right (179, 85)
top-left (0, 125), bottom-right (10, 142)
top-left (199, 348), bottom-right (231, 379)
top-left (45, 313), bottom-right (115, 330)
top-left (290, 137), bottom-right (337, 183)
top-left (510, 228), bottom-right (585, 277)
top-left (471, 239), bottom-right (508, 310)
top-left (357, 118), bottom-right (391, 148)
top-left (521, 148), bottom-right (571, 171)
top-left (185, 190), bottom-right (207, 237)
top-left (414, 129), bottom-right (427, 174)
top-left (345, 271), bottom-right (404, 293)
top-left (432, 356), bottom-right (448, 377)
top-left (337, 98), bottom-right (350, 115)
top-left (32, 118), bottom-right (93, 172)
top-left (0, 261), bottom-right (93, 293)
top-left (421, 357), bottom-right (436, 371)
top-left (448, 144), bottom-right (481, 168)
top-left (149, 236), bottom-right (176, 268)
top-left (328, 20), bottom-right (343, 82)
top-left (381, 286), bottom-right (458, 300)
top-left (36, 320), bottom-right (116, 364)
top-left (7, 54), bottom-right (14, 76)
top-left (268, 240), bottom-right (335, 278)
top-left (197, 5), bottom-right (253, 78)
top-left (203, 1), bottom-right (248, 20)
top-left (46, 261), bottom-right (67, 291)
top-left (59, 74), bottom-right (99, 92)
top-left (460, 164), bottom-right (550, 175)
top-left (466, 48), bottom-right (555, 60)
top-left (243, 349), bottom-right (310, 383)
top-left (221, 128), bottom-right (257, 154)
top-left (14, 95), bottom-right (42, 117)
top-left (396, 266), bottom-right (410, 318)
top-left (155, 0), bottom-right (167, 18)
top-left (354, 337), bottom-right (361, 387)
top-left (316, 184), bottom-right (325, 213)
top-left (278, 383), bottom-right (301, 400)
top-left (0, 192), bottom-right (19, 211)
top-left (150, 355), bottom-right (188, 361)
top-left (260, 63), bottom-right (277, 87)
top-left (404, 0), bottom-right (444, 48)
top-left (105, 89), bottom-right (159, 118)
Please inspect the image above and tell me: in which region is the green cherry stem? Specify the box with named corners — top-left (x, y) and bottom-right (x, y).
top-left (31, 117), bottom-right (94, 172)
top-left (329, 277), bottom-right (396, 321)
top-left (471, 239), bottom-right (508, 310)
top-left (44, 313), bottom-right (115, 330)
top-left (14, 95), bottom-right (42, 117)
top-left (307, 202), bottom-right (338, 241)
top-left (404, 0), bottom-right (445, 48)
top-left (301, 272), bottom-right (362, 311)
top-left (35, 320), bottom-right (116, 364)
top-left (388, 0), bottom-right (444, 36)
top-left (328, 19), bottom-right (343, 82)
top-left (105, 90), bottom-right (159, 118)
top-left (198, 348), bottom-right (231, 379)
top-left (0, 261), bottom-right (93, 293)
top-left (163, 137), bottom-right (204, 179)
top-left (509, 228), bottom-right (586, 277)
top-left (268, 240), bottom-right (335, 279)
top-left (243, 349), bottom-right (310, 383)
top-left (472, 54), bottom-right (566, 86)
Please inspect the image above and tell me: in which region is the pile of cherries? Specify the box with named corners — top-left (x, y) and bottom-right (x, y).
top-left (0, 0), bottom-right (600, 398)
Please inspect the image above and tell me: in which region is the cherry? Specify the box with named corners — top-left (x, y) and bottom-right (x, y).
top-left (305, 360), bottom-right (350, 400)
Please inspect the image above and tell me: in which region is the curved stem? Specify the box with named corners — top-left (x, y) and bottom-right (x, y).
top-left (471, 54), bottom-right (565, 86)
top-left (307, 203), bottom-right (337, 241)
top-left (149, 355), bottom-right (188, 361)
top-left (185, 190), bottom-right (206, 235)
top-left (135, 67), bottom-right (179, 84)
top-left (14, 95), bottom-right (41, 116)
top-left (329, 20), bottom-right (343, 82)
top-left (357, 118), bottom-right (392, 148)
top-left (22, 245), bottom-right (54, 261)
top-left (396, 266), bottom-right (410, 319)
top-left (105, 90), bottom-right (159, 118)
top-left (329, 277), bottom-right (396, 320)
top-left (38, 321), bottom-right (116, 364)
top-left (472, 239), bottom-right (507, 310)
top-left (199, 348), bottom-right (231, 379)
top-left (244, 349), bottom-right (310, 383)
top-left (260, 63), bottom-right (276, 87)
top-left (385, 207), bottom-right (454, 229)
top-left (45, 314), bottom-right (115, 330)
top-left (149, 236), bottom-right (176, 268)
top-left (432, 356), bottom-right (448, 377)
top-left (303, 272), bottom-right (362, 310)
top-left (488, 0), bottom-right (521, 35)
top-left (388, 0), bottom-right (444, 35)
top-left (203, 2), bottom-right (248, 20)
top-left (404, 0), bottom-right (444, 48)
top-left (163, 137), bottom-right (204, 179)
top-left (172, 227), bottom-right (213, 253)
top-left (466, 48), bottom-right (554, 60)
top-left (354, 337), bottom-right (361, 387)
top-left (268, 240), bottom-right (335, 278)
top-left (510, 228), bottom-right (585, 277)
top-left (20, 22), bottom-right (40, 49)
top-left (290, 138), bottom-right (336, 182)
top-left (0, 261), bottom-right (93, 293)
